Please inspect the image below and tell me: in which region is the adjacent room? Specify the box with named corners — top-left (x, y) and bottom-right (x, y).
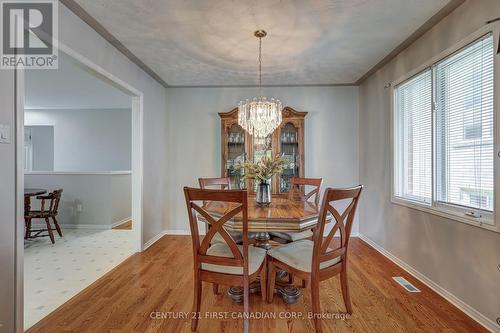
top-left (22, 53), bottom-right (135, 329)
top-left (0, 1), bottom-right (499, 333)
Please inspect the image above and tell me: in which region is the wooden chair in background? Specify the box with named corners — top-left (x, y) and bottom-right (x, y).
top-left (270, 177), bottom-right (322, 243)
top-left (198, 177), bottom-right (246, 246)
top-left (198, 176), bottom-right (232, 190)
top-left (25, 189), bottom-right (63, 244)
top-left (267, 185), bottom-right (363, 333)
top-left (184, 187), bottom-right (266, 332)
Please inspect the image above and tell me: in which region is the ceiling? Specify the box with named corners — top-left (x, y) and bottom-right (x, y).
top-left (73, 0), bottom-right (451, 86)
top-left (25, 53), bottom-right (132, 109)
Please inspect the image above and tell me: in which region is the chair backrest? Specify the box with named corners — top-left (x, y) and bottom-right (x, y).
top-left (198, 177), bottom-right (231, 190)
top-left (311, 186), bottom-right (363, 273)
top-left (184, 187), bottom-right (249, 275)
top-left (38, 189), bottom-right (63, 215)
top-left (288, 177), bottom-right (322, 206)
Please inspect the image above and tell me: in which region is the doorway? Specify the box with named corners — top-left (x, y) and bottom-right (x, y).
top-left (15, 45), bottom-right (144, 330)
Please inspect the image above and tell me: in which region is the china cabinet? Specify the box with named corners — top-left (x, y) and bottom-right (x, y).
top-left (219, 106), bottom-right (307, 195)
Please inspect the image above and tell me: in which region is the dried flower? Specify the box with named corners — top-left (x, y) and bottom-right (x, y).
top-left (237, 155), bottom-right (286, 183)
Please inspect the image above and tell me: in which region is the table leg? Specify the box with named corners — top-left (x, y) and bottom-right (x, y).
top-left (24, 196), bottom-right (31, 239)
top-left (227, 233), bottom-right (301, 304)
top-left (253, 232), bottom-right (272, 250)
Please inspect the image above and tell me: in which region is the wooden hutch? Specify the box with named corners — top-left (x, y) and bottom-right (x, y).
top-left (219, 106), bottom-right (307, 196)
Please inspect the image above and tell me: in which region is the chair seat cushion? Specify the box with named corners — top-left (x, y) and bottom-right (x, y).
top-left (202, 243), bottom-right (266, 275)
top-left (267, 239), bottom-right (341, 272)
top-left (270, 230), bottom-right (313, 242)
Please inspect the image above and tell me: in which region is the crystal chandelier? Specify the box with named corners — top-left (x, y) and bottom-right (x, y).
top-left (238, 30), bottom-right (282, 139)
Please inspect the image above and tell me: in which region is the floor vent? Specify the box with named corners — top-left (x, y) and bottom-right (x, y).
top-left (392, 276), bottom-right (420, 292)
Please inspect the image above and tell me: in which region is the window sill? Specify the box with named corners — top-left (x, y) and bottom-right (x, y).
top-left (391, 197), bottom-right (499, 234)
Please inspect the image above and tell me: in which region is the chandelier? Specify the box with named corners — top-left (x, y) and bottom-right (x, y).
top-left (238, 30), bottom-right (282, 139)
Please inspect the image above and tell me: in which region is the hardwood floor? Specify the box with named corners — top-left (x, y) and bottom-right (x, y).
top-left (28, 236), bottom-right (486, 333)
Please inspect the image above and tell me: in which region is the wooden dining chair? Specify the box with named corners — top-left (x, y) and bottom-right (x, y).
top-left (184, 187), bottom-right (266, 332)
top-left (267, 185), bottom-right (363, 333)
top-left (25, 189), bottom-right (63, 244)
top-left (198, 176), bottom-right (232, 190)
top-left (270, 177), bottom-right (322, 243)
top-left (198, 177), bottom-right (246, 245)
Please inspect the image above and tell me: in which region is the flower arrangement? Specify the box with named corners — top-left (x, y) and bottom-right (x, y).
top-left (238, 155), bottom-right (286, 184)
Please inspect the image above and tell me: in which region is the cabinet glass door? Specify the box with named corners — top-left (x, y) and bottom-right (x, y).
top-left (280, 123), bottom-right (300, 192)
top-left (252, 135), bottom-right (273, 191)
top-left (226, 123), bottom-right (246, 189)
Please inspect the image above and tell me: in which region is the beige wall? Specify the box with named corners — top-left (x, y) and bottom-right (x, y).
top-left (359, 0), bottom-right (500, 327)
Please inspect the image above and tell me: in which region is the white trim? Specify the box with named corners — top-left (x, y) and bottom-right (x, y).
top-left (391, 198), bottom-right (499, 233)
top-left (358, 234), bottom-right (498, 332)
top-left (165, 229), bottom-right (191, 235)
top-left (30, 223), bottom-right (113, 230)
top-left (111, 217), bottom-right (132, 229)
top-left (143, 230), bottom-right (169, 250)
top-left (24, 171), bottom-right (132, 175)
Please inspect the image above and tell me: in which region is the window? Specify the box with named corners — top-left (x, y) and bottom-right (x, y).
top-left (435, 34), bottom-right (494, 212)
top-left (393, 33), bottom-right (495, 225)
top-left (394, 69), bottom-right (432, 204)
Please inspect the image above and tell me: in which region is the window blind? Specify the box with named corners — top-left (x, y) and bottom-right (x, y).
top-left (435, 34), bottom-right (494, 211)
top-left (394, 69), bottom-right (432, 204)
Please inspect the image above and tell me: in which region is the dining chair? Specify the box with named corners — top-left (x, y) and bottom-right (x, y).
top-left (198, 177), bottom-right (245, 245)
top-left (25, 189), bottom-right (63, 244)
top-left (270, 177), bottom-right (322, 243)
top-left (184, 187), bottom-right (266, 332)
top-left (267, 185), bottom-right (363, 333)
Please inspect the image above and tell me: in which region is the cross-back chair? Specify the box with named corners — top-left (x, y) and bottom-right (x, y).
top-left (267, 185), bottom-right (363, 333)
top-left (198, 176), bottom-right (232, 190)
top-left (25, 189), bottom-right (63, 244)
top-left (270, 177), bottom-right (322, 244)
top-left (184, 187), bottom-right (266, 332)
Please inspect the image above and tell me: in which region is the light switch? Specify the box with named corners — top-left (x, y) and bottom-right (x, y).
top-left (0, 124), bottom-right (11, 143)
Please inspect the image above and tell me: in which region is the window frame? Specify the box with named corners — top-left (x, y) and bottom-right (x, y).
top-left (390, 23), bottom-right (500, 233)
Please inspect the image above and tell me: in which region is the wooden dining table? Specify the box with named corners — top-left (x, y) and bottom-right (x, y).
top-left (200, 196), bottom-right (332, 304)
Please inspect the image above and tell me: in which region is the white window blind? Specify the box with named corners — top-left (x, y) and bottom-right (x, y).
top-left (394, 69), bottom-right (432, 204)
top-left (435, 34), bottom-right (494, 212)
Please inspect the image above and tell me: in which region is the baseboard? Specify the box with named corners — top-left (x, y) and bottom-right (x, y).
top-left (358, 233), bottom-right (497, 332)
top-left (111, 217), bottom-right (132, 228)
top-left (31, 223), bottom-right (111, 230)
top-left (143, 230), bottom-right (169, 250)
top-left (165, 229), bottom-right (191, 235)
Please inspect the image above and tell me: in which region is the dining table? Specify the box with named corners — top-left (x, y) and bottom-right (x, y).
top-left (200, 196), bottom-right (332, 304)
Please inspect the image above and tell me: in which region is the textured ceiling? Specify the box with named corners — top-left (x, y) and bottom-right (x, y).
top-left (73, 0), bottom-right (450, 86)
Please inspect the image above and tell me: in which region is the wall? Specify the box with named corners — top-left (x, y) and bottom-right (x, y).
top-left (24, 172), bottom-right (131, 227)
top-left (25, 108), bottom-right (131, 171)
top-left (0, 69), bottom-right (16, 332)
top-left (0, 3), bottom-right (169, 331)
top-left (166, 86), bottom-right (359, 234)
top-left (358, 0), bottom-right (500, 328)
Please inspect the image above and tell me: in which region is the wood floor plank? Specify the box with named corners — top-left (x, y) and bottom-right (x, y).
top-left (27, 236), bottom-right (487, 333)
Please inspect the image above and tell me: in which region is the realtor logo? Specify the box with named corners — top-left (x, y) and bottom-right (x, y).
top-left (1, 0), bottom-right (58, 69)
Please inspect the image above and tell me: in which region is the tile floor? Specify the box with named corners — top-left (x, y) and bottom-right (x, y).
top-left (24, 228), bottom-right (135, 329)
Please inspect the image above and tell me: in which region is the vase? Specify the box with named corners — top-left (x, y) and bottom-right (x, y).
top-left (256, 181), bottom-right (271, 206)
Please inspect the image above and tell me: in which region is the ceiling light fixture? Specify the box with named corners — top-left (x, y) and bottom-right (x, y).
top-left (238, 30), bottom-right (282, 139)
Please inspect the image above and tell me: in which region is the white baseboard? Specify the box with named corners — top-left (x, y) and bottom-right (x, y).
top-left (143, 230), bottom-right (169, 250)
top-left (31, 223), bottom-right (111, 230)
top-left (358, 234), bottom-right (497, 332)
top-left (111, 217), bottom-right (132, 228)
top-left (165, 229), bottom-right (191, 235)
